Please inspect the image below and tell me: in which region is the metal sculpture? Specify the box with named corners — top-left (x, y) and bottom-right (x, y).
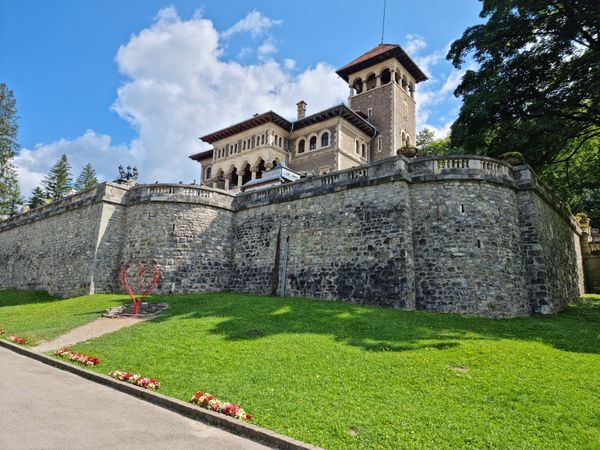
top-left (119, 261), bottom-right (161, 316)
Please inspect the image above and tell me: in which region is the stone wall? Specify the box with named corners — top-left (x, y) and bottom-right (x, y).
top-left (233, 180), bottom-right (415, 308)
top-left (0, 183), bottom-right (128, 297)
top-left (0, 156), bottom-right (587, 317)
top-left (581, 227), bottom-right (600, 294)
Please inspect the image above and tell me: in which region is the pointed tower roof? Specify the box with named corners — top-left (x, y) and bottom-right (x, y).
top-left (336, 43), bottom-right (428, 83)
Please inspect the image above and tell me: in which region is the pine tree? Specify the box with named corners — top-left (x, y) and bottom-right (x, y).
top-left (42, 154), bottom-right (72, 200)
top-left (74, 163), bottom-right (98, 192)
top-left (0, 83), bottom-right (23, 216)
top-left (28, 186), bottom-right (46, 209)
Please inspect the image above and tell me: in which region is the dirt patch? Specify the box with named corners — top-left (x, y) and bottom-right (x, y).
top-left (103, 302), bottom-right (169, 318)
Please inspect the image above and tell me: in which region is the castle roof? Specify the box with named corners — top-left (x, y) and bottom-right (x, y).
top-left (189, 148), bottom-right (213, 162)
top-left (200, 111), bottom-right (292, 144)
top-left (196, 104), bottom-right (378, 155)
top-left (294, 104), bottom-right (377, 136)
top-left (336, 43), bottom-right (428, 83)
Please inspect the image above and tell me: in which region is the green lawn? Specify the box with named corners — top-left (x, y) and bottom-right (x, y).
top-left (0, 290), bottom-right (127, 344)
top-left (58, 292), bottom-right (600, 449)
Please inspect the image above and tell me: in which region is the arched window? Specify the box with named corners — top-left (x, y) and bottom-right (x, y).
top-left (261, 134), bottom-right (265, 145)
top-left (279, 136), bottom-right (283, 147)
top-left (206, 167), bottom-right (212, 179)
top-left (366, 73), bottom-right (377, 90)
top-left (321, 132), bottom-right (329, 147)
top-left (298, 139), bottom-right (305, 154)
top-left (355, 140), bottom-right (359, 153)
top-left (380, 68), bottom-right (391, 85)
top-left (352, 78), bottom-right (363, 95)
top-left (361, 143), bottom-right (366, 158)
top-left (242, 141), bottom-right (246, 151)
top-left (309, 136), bottom-right (317, 150)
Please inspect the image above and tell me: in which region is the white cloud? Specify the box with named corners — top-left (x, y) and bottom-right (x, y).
top-left (15, 7), bottom-right (348, 196)
top-left (257, 39), bottom-right (277, 60)
top-left (404, 34), bottom-right (427, 54)
top-left (221, 10), bottom-right (281, 38)
top-left (15, 130), bottom-right (130, 195)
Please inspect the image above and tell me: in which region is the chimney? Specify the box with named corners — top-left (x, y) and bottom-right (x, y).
top-left (296, 100), bottom-right (307, 120)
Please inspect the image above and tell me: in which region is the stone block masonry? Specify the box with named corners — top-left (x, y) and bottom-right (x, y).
top-left (0, 156), bottom-right (586, 318)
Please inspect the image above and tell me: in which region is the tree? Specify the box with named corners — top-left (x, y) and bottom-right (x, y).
top-left (540, 136), bottom-right (600, 224)
top-left (416, 128), bottom-right (436, 150)
top-left (0, 83), bottom-right (22, 216)
top-left (28, 186), bottom-right (46, 210)
top-left (74, 163), bottom-right (98, 192)
top-left (43, 154), bottom-right (72, 200)
top-left (447, 0), bottom-right (600, 170)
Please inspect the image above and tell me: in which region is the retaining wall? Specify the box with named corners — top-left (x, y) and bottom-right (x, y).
top-left (0, 156), bottom-right (586, 317)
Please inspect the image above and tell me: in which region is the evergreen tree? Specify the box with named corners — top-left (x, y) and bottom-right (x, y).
top-left (416, 128), bottom-right (436, 150)
top-left (0, 83), bottom-right (22, 216)
top-left (28, 186), bottom-right (46, 209)
top-left (74, 163), bottom-right (98, 192)
top-left (42, 154), bottom-right (72, 200)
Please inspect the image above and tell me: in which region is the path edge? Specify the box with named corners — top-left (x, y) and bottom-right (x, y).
top-left (0, 340), bottom-right (322, 450)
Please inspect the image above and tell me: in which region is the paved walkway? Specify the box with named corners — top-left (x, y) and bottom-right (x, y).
top-left (33, 317), bottom-right (147, 353)
top-left (0, 347), bottom-right (270, 449)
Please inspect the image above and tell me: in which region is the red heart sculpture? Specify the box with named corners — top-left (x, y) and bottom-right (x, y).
top-left (119, 261), bottom-right (161, 315)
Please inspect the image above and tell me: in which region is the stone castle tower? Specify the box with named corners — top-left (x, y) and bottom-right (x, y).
top-left (336, 44), bottom-right (428, 160)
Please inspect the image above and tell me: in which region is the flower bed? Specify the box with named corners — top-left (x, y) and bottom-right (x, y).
top-left (9, 335), bottom-right (28, 345)
top-left (54, 347), bottom-right (100, 366)
top-left (191, 391), bottom-right (252, 421)
top-left (109, 370), bottom-right (160, 390)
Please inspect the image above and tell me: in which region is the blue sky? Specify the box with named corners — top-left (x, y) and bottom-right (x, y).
top-left (0, 0), bottom-right (483, 195)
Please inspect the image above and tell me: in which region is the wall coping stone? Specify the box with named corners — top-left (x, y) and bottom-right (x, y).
top-left (0, 183), bottom-right (130, 233)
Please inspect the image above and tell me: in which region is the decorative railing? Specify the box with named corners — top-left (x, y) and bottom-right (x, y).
top-left (430, 156), bottom-right (512, 177)
top-left (321, 174), bottom-right (339, 185)
top-left (348, 167), bottom-right (368, 179)
top-left (436, 158), bottom-right (470, 170)
top-left (132, 184), bottom-right (222, 199)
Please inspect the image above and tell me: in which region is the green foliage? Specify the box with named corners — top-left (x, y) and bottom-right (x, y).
top-left (28, 186), bottom-right (47, 209)
top-left (0, 83), bottom-right (22, 216)
top-left (419, 135), bottom-right (464, 156)
top-left (540, 137), bottom-right (600, 224)
top-left (447, 0), bottom-right (600, 170)
top-left (498, 151), bottom-right (525, 165)
top-left (416, 128), bottom-right (436, 149)
top-left (58, 292), bottom-right (600, 449)
top-left (74, 163), bottom-right (98, 192)
top-left (42, 154), bottom-right (72, 200)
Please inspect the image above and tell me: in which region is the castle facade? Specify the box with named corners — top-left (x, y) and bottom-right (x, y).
top-left (190, 44), bottom-right (426, 189)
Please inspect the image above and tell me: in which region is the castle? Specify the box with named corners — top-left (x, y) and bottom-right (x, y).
top-left (0, 43), bottom-right (592, 318)
top-left (190, 44), bottom-right (426, 189)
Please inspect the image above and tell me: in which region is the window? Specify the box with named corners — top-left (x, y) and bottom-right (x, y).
top-left (355, 140), bottom-right (359, 153)
top-left (361, 143), bottom-right (366, 158)
top-left (261, 134), bottom-right (265, 145)
top-left (367, 108), bottom-right (373, 123)
top-left (321, 132), bottom-right (329, 147)
top-left (298, 139), bottom-right (305, 154)
top-left (377, 136), bottom-right (383, 152)
top-left (279, 136), bottom-right (283, 147)
top-left (206, 167), bottom-right (212, 179)
top-left (309, 136), bottom-right (317, 150)
top-left (403, 101), bottom-right (408, 119)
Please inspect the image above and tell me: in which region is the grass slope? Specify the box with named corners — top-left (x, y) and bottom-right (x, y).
top-left (65, 293), bottom-right (600, 450)
top-left (0, 290), bottom-right (127, 344)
